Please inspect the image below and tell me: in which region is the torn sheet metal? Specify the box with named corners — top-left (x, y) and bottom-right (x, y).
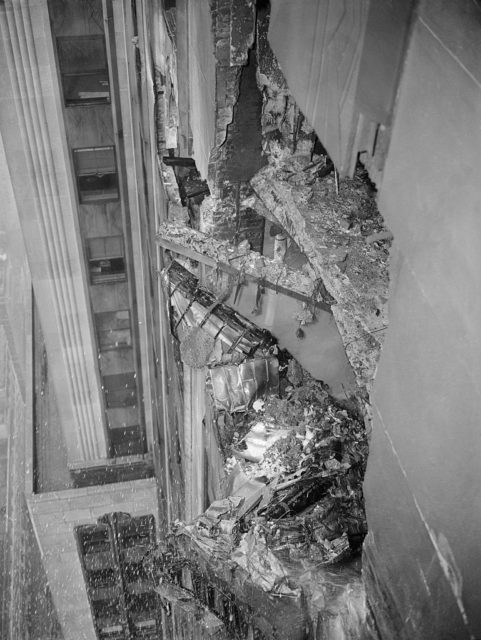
top-left (232, 527), bottom-right (301, 598)
top-left (163, 260), bottom-right (275, 358)
top-left (209, 357), bottom-right (279, 412)
top-left (237, 421), bottom-right (292, 463)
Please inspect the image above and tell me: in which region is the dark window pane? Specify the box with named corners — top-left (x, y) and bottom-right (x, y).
top-left (87, 236), bottom-right (126, 284)
top-left (74, 147), bottom-right (118, 203)
top-left (96, 310), bottom-right (132, 350)
top-left (78, 525), bottom-right (111, 555)
top-left (57, 35), bottom-right (110, 105)
top-left (57, 35), bottom-right (107, 73)
top-left (103, 373), bottom-right (137, 408)
top-left (109, 425), bottom-right (144, 457)
top-left (62, 71), bottom-right (110, 105)
top-left (78, 173), bottom-right (118, 201)
top-left (89, 257), bottom-right (126, 283)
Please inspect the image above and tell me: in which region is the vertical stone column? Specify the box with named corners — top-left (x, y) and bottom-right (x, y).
top-left (0, 0), bottom-right (108, 462)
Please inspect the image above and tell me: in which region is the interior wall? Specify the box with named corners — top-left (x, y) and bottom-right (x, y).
top-left (364, 2), bottom-right (481, 637)
top-left (268, 0), bottom-right (370, 175)
top-left (187, 0), bottom-right (216, 179)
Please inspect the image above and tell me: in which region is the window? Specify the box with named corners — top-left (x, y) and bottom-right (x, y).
top-left (103, 372), bottom-right (137, 408)
top-left (76, 514), bottom-right (159, 640)
top-left (74, 147), bottom-right (119, 203)
top-left (109, 425), bottom-right (144, 457)
top-left (95, 310), bottom-right (131, 350)
top-left (57, 35), bottom-right (110, 106)
top-left (87, 236), bottom-right (126, 284)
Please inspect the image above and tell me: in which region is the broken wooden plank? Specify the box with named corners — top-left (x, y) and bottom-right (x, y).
top-left (156, 222), bottom-right (331, 311)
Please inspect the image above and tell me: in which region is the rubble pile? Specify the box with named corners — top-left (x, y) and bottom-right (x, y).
top-left (152, 4), bottom-right (395, 637)
top-left (221, 365), bottom-right (368, 561)
top-left (159, 263), bottom-right (369, 637)
top-left (150, 368), bottom-right (369, 638)
top-left (163, 259), bottom-right (369, 570)
top-left (157, 220), bottom-right (323, 302)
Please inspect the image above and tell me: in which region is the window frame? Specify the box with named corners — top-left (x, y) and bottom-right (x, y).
top-left (109, 425), bottom-right (145, 457)
top-left (95, 309), bottom-right (132, 351)
top-left (87, 235), bottom-right (126, 285)
top-left (103, 372), bottom-right (138, 409)
top-left (73, 146), bottom-right (119, 204)
top-left (56, 34), bottom-right (111, 107)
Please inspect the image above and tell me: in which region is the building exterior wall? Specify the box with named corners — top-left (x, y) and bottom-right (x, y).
top-left (0, 0), bottom-right (160, 466)
top-left (268, 0), bottom-right (415, 183)
top-left (1, 1), bottom-right (169, 637)
top-left (268, 0), bottom-right (370, 176)
top-left (47, 0), bottom-right (150, 459)
top-left (364, 2), bottom-right (481, 637)
top-left (0, 138), bottom-right (62, 638)
top-left (0, 0), bottom-right (108, 463)
top-left (27, 479), bottom-right (159, 640)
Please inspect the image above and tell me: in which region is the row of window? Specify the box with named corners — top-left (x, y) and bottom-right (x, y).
top-left (58, 33), bottom-right (118, 201)
top-left (76, 514), bottom-right (160, 639)
top-left (59, 40), bottom-right (123, 281)
top-left (58, 33), bottom-right (144, 454)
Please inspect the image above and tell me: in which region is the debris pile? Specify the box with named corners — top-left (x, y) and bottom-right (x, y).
top-left (159, 259), bottom-right (369, 637)
top-left (153, 5), bottom-right (392, 636)
top-left (146, 500), bottom-right (308, 640)
top-left (156, 220), bottom-right (318, 302)
top-left (163, 259), bottom-right (368, 568)
top-left (220, 366), bottom-right (368, 562)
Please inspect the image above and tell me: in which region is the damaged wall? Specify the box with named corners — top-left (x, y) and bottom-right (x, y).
top-left (268, 0), bottom-right (415, 182)
top-left (185, 0), bottom-right (216, 178)
top-left (268, 1), bottom-right (481, 638)
top-left (185, 0), bottom-right (256, 185)
top-left (268, 0), bottom-right (370, 176)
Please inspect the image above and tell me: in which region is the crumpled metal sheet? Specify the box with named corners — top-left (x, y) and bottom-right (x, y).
top-left (209, 357), bottom-right (279, 412)
top-left (163, 261), bottom-right (275, 359)
top-left (231, 528), bottom-right (301, 598)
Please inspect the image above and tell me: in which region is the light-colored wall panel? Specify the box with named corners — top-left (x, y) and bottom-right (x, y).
top-left (0, 0), bottom-right (108, 462)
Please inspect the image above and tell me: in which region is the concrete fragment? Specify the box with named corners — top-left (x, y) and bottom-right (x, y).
top-left (251, 163), bottom-right (392, 389)
top-left (156, 221), bottom-right (325, 307)
top-left (168, 202), bottom-right (189, 224)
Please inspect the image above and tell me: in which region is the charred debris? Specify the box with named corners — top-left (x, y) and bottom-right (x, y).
top-left (153, 1), bottom-right (393, 638)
